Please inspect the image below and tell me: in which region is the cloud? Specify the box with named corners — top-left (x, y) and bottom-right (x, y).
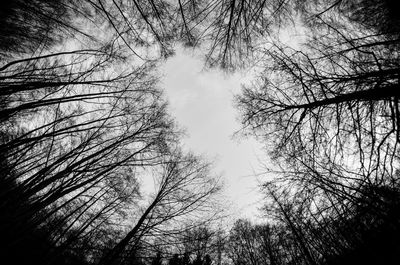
top-left (161, 47), bottom-right (265, 221)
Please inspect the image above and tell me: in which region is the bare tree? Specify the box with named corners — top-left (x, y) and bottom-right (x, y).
top-left (98, 151), bottom-right (221, 265)
top-left (0, 42), bottom-right (183, 262)
top-left (231, 0), bottom-right (400, 215)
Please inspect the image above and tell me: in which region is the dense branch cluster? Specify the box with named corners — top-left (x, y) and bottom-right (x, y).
top-left (0, 1), bottom-right (223, 265)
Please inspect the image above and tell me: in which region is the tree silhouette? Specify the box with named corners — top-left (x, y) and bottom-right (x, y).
top-left (151, 251), bottom-right (163, 265)
top-left (225, 1), bottom-right (400, 248)
top-left (169, 254), bottom-right (182, 265)
top-left (98, 151), bottom-right (220, 265)
top-left (0, 0), bottom-right (91, 56)
top-left (3, 1), bottom-right (400, 265)
top-left (0, 1), bottom-right (223, 264)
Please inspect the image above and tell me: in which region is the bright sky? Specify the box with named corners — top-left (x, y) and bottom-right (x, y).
top-left (160, 47), bottom-right (266, 221)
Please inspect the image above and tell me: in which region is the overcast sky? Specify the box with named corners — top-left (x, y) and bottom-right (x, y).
top-left (160, 47), bottom-right (266, 221)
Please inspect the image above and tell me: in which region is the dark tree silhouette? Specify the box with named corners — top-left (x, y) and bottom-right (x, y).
top-left (3, 1), bottom-right (400, 265)
top-left (151, 251), bottom-right (163, 265)
top-left (0, 45), bottom-right (179, 263)
top-left (169, 254), bottom-right (182, 265)
top-left (97, 151), bottom-right (220, 265)
top-left (0, 0), bottom-right (91, 56)
top-left (193, 1), bottom-right (400, 265)
top-left (232, 3), bottom-right (400, 238)
top-left (0, 1), bottom-right (223, 264)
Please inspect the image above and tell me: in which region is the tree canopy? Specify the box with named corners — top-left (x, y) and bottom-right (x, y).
top-left (1, 0), bottom-right (400, 265)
